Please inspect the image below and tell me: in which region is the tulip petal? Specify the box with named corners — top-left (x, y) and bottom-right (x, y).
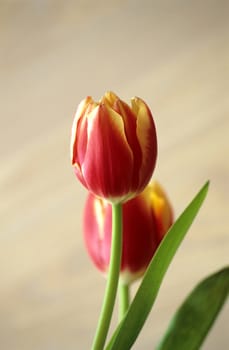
top-left (121, 195), bottom-right (158, 279)
top-left (132, 97), bottom-right (157, 190)
top-left (82, 104), bottom-right (134, 201)
top-left (114, 99), bottom-right (142, 189)
top-left (100, 91), bottom-right (119, 107)
top-left (71, 96), bottom-right (93, 165)
top-left (150, 181), bottom-right (174, 239)
top-left (83, 194), bottom-right (112, 272)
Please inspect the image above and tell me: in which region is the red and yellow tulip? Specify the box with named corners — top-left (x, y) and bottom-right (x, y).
top-left (83, 181), bottom-right (173, 284)
top-left (71, 92), bottom-right (157, 203)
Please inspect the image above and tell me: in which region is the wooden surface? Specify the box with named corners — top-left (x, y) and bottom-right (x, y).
top-left (0, 1), bottom-right (228, 349)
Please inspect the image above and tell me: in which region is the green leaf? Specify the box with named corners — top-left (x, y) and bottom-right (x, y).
top-left (106, 181), bottom-right (209, 350)
top-left (156, 267), bottom-right (229, 350)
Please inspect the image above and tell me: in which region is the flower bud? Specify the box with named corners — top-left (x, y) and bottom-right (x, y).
top-left (71, 92), bottom-right (157, 203)
top-left (83, 181), bottom-right (173, 284)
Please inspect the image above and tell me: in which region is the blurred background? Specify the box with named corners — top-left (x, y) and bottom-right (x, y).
top-left (0, 0), bottom-right (228, 349)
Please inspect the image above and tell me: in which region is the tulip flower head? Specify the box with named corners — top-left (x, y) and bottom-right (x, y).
top-left (71, 92), bottom-right (157, 203)
top-left (83, 181), bottom-right (173, 284)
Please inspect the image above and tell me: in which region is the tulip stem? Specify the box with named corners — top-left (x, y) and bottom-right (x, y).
top-left (118, 282), bottom-right (130, 321)
top-left (92, 203), bottom-right (123, 350)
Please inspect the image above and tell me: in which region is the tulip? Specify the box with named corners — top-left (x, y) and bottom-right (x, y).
top-left (83, 181), bottom-right (173, 284)
top-left (71, 91), bottom-right (157, 203)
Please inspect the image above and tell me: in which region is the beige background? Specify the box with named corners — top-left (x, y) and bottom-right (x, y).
top-left (0, 1), bottom-right (228, 349)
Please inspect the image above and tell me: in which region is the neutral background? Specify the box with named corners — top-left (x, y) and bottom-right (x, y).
top-left (0, 1), bottom-right (228, 349)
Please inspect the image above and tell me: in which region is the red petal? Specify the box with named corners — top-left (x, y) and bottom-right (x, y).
top-left (121, 194), bottom-right (158, 274)
top-left (71, 96), bottom-right (93, 165)
top-left (83, 194), bottom-right (112, 272)
top-left (132, 97), bottom-right (157, 192)
top-left (82, 104), bottom-right (134, 201)
top-left (113, 99), bottom-right (142, 190)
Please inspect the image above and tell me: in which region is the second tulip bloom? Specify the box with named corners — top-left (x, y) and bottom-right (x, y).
top-left (83, 181), bottom-right (173, 284)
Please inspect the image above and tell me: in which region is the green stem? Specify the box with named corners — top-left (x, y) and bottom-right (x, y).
top-left (118, 282), bottom-right (130, 321)
top-left (92, 203), bottom-right (123, 350)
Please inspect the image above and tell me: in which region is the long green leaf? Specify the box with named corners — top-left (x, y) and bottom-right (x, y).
top-left (107, 181), bottom-right (209, 350)
top-left (156, 267), bottom-right (229, 350)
